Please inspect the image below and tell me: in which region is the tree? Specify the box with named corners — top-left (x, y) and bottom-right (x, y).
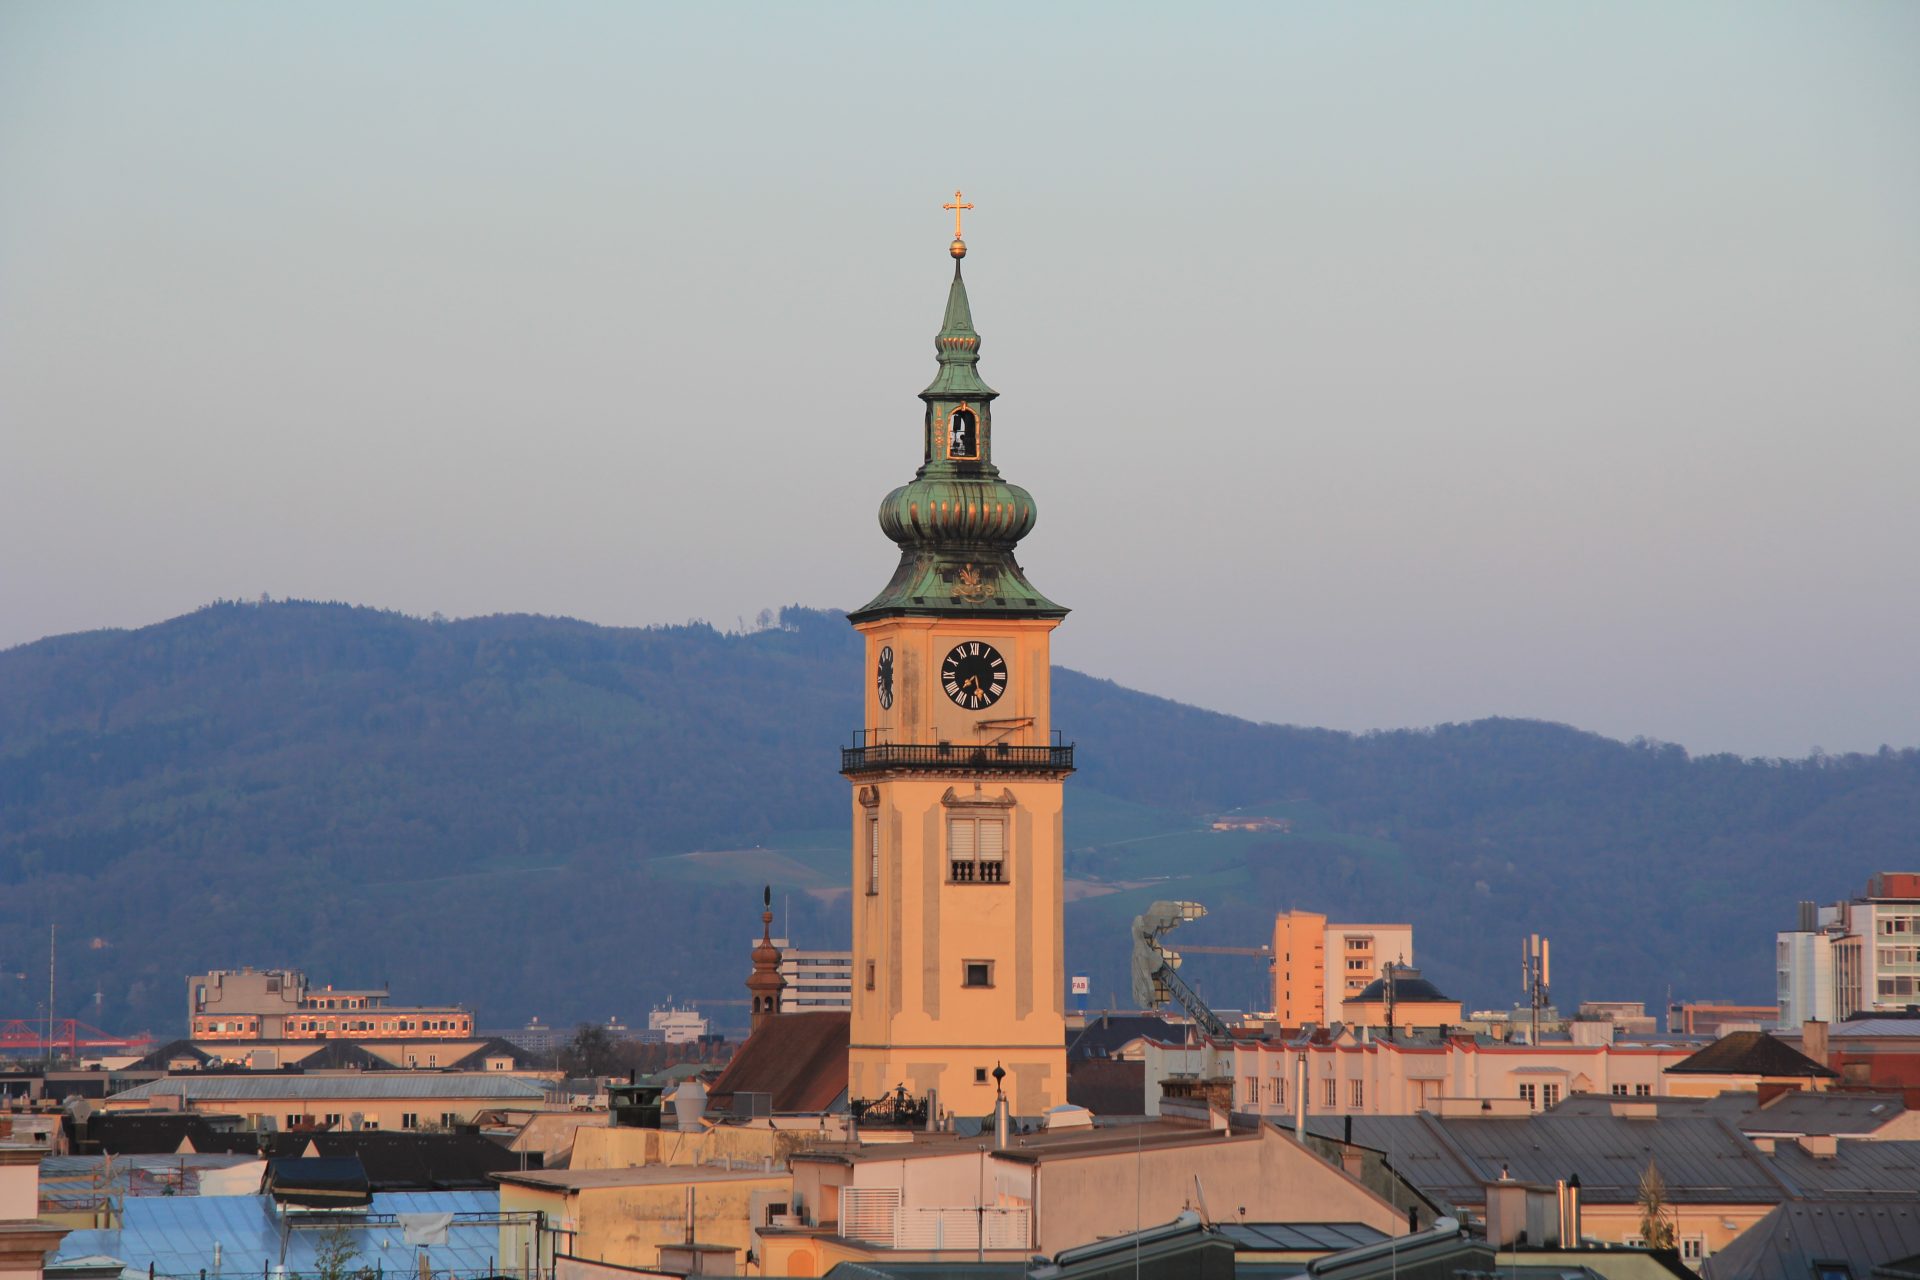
top-left (313, 1226), bottom-right (375, 1280)
top-left (560, 1022), bottom-right (620, 1077)
top-left (1637, 1159), bottom-right (1676, 1251)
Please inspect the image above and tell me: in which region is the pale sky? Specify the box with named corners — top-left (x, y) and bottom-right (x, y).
top-left (3, 2), bottom-right (1916, 758)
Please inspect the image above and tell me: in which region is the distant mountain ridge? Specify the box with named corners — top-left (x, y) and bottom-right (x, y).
top-left (4, 601), bottom-right (1915, 1037)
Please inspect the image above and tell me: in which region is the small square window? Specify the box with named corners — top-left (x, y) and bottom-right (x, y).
top-left (974, 1067), bottom-right (988, 1084)
top-left (964, 961), bottom-right (993, 988)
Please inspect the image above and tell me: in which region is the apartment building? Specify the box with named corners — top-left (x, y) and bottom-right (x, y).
top-left (187, 968), bottom-right (473, 1041)
top-left (1271, 911), bottom-right (1414, 1025)
top-left (764, 937), bottom-right (854, 1013)
top-left (1776, 872), bottom-right (1920, 1025)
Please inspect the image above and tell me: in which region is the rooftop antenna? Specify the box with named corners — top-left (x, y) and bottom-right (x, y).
top-left (47, 923), bottom-right (56, 1070)
top-left (1522, 935), bottom-right (1551, 1047)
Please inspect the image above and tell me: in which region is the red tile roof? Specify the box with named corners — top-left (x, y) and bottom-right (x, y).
top-left (707, 1011), bottom-right (848, 1114)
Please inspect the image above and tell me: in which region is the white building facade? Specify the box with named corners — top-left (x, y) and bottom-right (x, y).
top-left (1776, 874), bottom-right (1920, 1026)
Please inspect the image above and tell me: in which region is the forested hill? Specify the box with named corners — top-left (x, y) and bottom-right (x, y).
top-left (4, 601), bottom-right (1916, 1038)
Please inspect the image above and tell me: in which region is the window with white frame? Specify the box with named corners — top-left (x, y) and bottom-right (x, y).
top-left (867, 812), bottom-right (881, 894)
top-left (1519, 1083), bottom-right (1538, 1110)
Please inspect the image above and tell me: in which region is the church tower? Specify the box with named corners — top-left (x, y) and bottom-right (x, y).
top-left (842, 196), bottom-right (1071, 1115)
top-left (746, 885), bottom-right (785, 1036)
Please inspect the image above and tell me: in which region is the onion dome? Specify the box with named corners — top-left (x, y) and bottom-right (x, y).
top-left (850, 229), bottom-right (1065, 622)
top-left (746, 885), bottom-right (785, 1035)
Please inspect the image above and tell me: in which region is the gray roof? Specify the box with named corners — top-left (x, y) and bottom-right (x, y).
top-left (1831, 1020), bottom-right (1920, 1039)
top-left (1215, 1222), bottom-right (1389, 1252)
top-left (1548, 1090), bottom-right (1910, 1137)
top-left (107, 1073), bottom-right (549, 1102)
top-left (1713, 1090), bottom-right (1908, 1136)
top-left (1287, 1112), bottom-right (1789, 1207)
top-left (51, 1191), bottom-right (500, 1279)
top-left (1701, 1198), bottom-right (1920, 1280)
top-left (1285, 1113), bottom-right (1920, 1212)
top-left (1771, 1141), bottom-right (1920, 1197)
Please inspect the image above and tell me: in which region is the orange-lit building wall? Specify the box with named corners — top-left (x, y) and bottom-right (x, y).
top-left (192, 1010), bottom-right (473, 1040)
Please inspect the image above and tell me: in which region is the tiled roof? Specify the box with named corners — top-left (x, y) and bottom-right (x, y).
top-left (707, 1011), bottom-right (848, 1114)
top-left (1701, 1197), bottom-right (1920, 1280)
top-left (1667, 1031), bottom-right (1837, 1077)
top-left (107, 1074), bottom-right (549, 1102)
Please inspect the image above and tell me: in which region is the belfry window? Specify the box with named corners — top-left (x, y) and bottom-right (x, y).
top-left (947, 407), bottom-right (979, 460)
top-left (948, 816), bottom-right (1006, 883)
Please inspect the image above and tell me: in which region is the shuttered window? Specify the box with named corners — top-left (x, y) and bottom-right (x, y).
top-left (948, 816), bottom-right (1006, 883)
top-left (868, 814), bottom-right (881, 894)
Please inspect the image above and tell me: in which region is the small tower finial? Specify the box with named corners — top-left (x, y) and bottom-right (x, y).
top-left (943, 189), bottom-right (973, 259)
top-left (747, 885), bottom-right (785, 1036)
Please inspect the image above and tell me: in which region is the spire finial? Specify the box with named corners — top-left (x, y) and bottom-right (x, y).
top-left (943, 189), bottom-right (973, 259)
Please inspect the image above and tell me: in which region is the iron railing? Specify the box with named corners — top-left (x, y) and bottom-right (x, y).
top-left (840, 742), bottom-right (1074, 775)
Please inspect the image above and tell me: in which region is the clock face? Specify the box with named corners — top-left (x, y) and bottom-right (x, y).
top-left (941, 641), bottom-right (1007, 710)
top-left (876, 646), bottom-right (895, 710)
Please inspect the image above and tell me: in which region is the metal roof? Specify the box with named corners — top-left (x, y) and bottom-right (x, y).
top-left (108, 1074), bottom-right (549, 1102)
top-left (1215, 1222), bottom-right (1390, 1252)
top-left (1702, 1198), bottom-right (1920, 1280)
top-left (51, 1191), bottom-right (502, 1279)
top-left (1290, 1113), bottom-right (1793, 1207)
top-left (1770, 1140), bottom-right (1920, 1197)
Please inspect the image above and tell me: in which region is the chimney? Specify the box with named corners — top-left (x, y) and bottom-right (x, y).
top-left (1293, 1053), bottom-right (1307, 1143)
top-left (1559, 1174), bottom-right (1583, 1246)
top-left (1797, 1133), bottom-right (1837, 1159)
top-left (1802, 1020), bottom-right (1829, 1067)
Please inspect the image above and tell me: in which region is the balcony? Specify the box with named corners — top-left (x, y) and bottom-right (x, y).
top-left (841, 739), bottom-right (1075, 777)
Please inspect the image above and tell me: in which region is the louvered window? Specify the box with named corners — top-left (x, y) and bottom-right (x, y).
top-left (948, 816), bottom-right (1007, 884)
top-left (868, 814), bottom-right (881, 894)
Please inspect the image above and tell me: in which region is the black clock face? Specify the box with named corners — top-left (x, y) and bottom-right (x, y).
top-left (941, 641), bottom-right (1007, 710)
top-left (876, 646), bottom-right (894, 710)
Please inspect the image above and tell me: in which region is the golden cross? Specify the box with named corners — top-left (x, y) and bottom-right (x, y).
top-left (943, 190), bottom-right (974, 239)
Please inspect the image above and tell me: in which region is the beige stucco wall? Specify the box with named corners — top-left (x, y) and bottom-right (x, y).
top-left (850, 615), bottom-right (1068, 1115)
top-left (102, 1089), bottom-right (531, 1131)
top-left (788, 1126), bottom-right (1408, 1258)
top-left (569, 1123), bottom-right (809, 1170)
top-left (498, 1173), bottom-right (788, 1273)
top-left (1029, 1126), bottom-right (1409, 1252)
top-left (1142, 1037), bottom-right (1696, 1118)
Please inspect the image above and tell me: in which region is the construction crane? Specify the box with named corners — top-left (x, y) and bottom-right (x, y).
top-left (0, 1019), bottom-right (155, 1056)
top-left (1129, 901), bottom-right (1230, 1039)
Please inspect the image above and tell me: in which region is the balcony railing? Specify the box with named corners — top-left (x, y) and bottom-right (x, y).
top-left (841, 741), bottom-right (1075, 776)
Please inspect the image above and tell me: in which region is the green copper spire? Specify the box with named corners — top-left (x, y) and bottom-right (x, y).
top-left (921, 261), bottom-right (996, 404)
top-left (849, 218), bottom-right (1065, 623)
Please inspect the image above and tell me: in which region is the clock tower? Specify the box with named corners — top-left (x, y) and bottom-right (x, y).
top-left (842, 197), bottom-right (1071, 1116)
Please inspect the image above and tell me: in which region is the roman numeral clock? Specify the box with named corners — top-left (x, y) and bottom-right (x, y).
top-left (840, 195), bottom-right (1073, 1117)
